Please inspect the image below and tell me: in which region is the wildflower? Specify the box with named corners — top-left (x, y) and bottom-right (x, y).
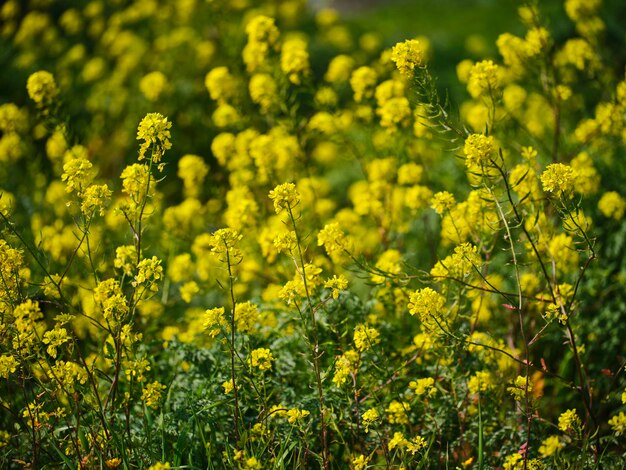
top-left (350, 66), bottom-right (377, 102)
top-left (205, 67), bottom-right (236, 103)
top-left (222, 379), bottom-right (234, 394)
top-left (178, 154), bottom-right (209, 198)
top-left (281, 37), bottom-right (310, 85)
top-left (209, 228), bottom-right (243, 263)
top-left (609, 411), bottom-right (626, 435)
top-left (361, 408), bottom-right (380, 432)
top-left (430, 191), bottom-right (456, 215)
top-left (538, 435), bottom-right (564, 457)
top-left (139, 71), bottom-right (168, 101)
top-left (0, 355), bottom-right (19, 379)
top-left (286, 408), bottom-right (310, 424)
top-left (62, 156), bottom-right (94, 195)
top-left (408, 287), bottom-right (446, 327)
top-left (377, 97), bottom-right (412, 131)
top-left (147, 463), bottom-right (170, 470)
top-left (558, 409), bottom-right (581, 433)
top-left (352, 454), bottom-right (369, 470)
top-left (467, 371), bottom-right (493, 394)
top-left (391, 39), bottom-right (425, 77)
top-left (467, 60), bottom-right (499, 98)
top-left (409, 377), bottom-right (436, 397)
top-left (105, 458), bottom-right (122, 468)
top-left (42, 327), bottom-right (69, 358)
top-left (386, 400), bottom-right (410, 424)
top-left (249, 73), bottom-right (277, 112)
top-left (463, 134), bottom-right (495, 168)
top-left (388, 431), bottom-right (408, 450)
top-left (598, 191), bottom-right (626, 220)
top-left (353, 324), bottom-right (380, 352)
top-left (179, 281), bottom-right (199, 303)
top-left (318, 222), bottom-right (350, 260)
top-left (245, 15), bottom-right (279, 46)
top-left (114, 245), bottom-right (137, 276)
top-left (94, 279), bottom-right (129, 323)
top-left (80, 184), bottom-right (112, 216)
top-left (26, 70), bottom-right (59, 106)
top-left (203, 307), bottom-right (228, 338)
top-left (132, 256), bottom-right (163, 291)
top-left (507, 375), bottom-right (532, 401)
top-left (248, 348), bottom-right (274, 371)
top-left (136, 113), bottom-right (172, 164)
top-left (141, 381), bottom-right (166, 409)
top-left (269, 182), bottom-right (300, 214)
top-left (324, 275), bottom-right (348, 299)
top-left (273, 230), bottom-right (297, 253)
top-left (407, 435), bottom-right (427, 454)
top-left (325, 54), bottom-right (355, 82)
top-left (212, 103), bottom-right (241, 128)
top-left (333, 349), bottom-right (359, 386)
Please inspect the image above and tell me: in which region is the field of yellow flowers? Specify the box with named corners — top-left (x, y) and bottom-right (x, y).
top-left (1, 0), bottom-right (626, 468)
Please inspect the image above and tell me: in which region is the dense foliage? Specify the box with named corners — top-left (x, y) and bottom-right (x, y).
top-left (1, 0), bottom-right (625, 468)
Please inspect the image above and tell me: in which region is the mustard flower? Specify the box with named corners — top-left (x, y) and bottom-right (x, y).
top-left (114, 245), bottom-right (137, 276)
top-left (377, 96), bottom-right (412, 131)
top-left (61, 156), bottom-right (94, 195)
top-left (609, 411), bottom-right (626, 435)
top-left (269, 182), bottom-right (300, 214)
top-left (325, 54), bottom-right (355, 83)
top-left (361, 408), bottom-right (379, 432)
top-left (409, 377), bottom-right (436, 397)
top-left (136, 112), bottom-right (172, 164)
top-left (408, 287), bottom-right (446, 326)
top-left (430, 191), bottom-right (456, 215)
top-left (249, 73), bottom-right (277, 112)
top-left (406, 435), bottom-right (427, 455)
top-left (507, 375), bottom-right (532, 401)
top-left (324, 275), bottom-right (348, 299)
top-left (42, 327), bottom-right (69, 358)
top-left (332, 349), bottom-right (359, 386)
top-left (248, 348), bottom-right (274, 371)
top-left (281, 37), bottom-right (310, 85)
top-left (350, 66), bottom-right (377, 102)
top-left (467, 60), bottom-right (499, 98)
top-left (598, 191), bottom-right (626, 220)
top-left (286, 408), bottom-right (310, 424)
top-left (209, 228), bottom-right (243, 263)
top-left (467, 370), bottom-right (493, 394)
top-left (388, 431), bottom-right (408, 450)
top-left (538, 435), bottom-right (564, 458)
top-left (177, 154), bottom-right (209, 198)
top-left (203, 307), bottom-right (228, 338)
top-left (386, 400), bottom-right (410, 424)
top-left (351, 454), bottom-right (370, 470)
top-left (132, 256), bottom-right (163, 291)
top-left (391, 39), bottom-right (425, 77)
top-left (245, 15), bottom-right (279, 46)
top-left (205, 67), bottom-right (236, 103)
top-left (93, 279), bottom-right (128, 323)
top-left (139, 71), bottom-right (168, 101)
top-left (26, 70), bottom-right (59, 106)
top-left (353, 324), bottom-right (380, 352)
top-left (141, 381), bottom-right (166, 409)
top-left (80, 183), bottom-right (112, 216)
top-left (463, 133), bottom-right (495, 168)
top-left (558, 409), bottom-right (581, 433)
top-left (0, 355), bottom-right (19, 379)
top-left (147, 463), bottom-right (170, 470)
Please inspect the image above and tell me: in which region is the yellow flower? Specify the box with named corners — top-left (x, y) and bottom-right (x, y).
top-left (391, 39), bottom-right (425, 77)
top-left (361, 408), bottom-right (380, 432)
top-left (353, 324), bottom-right (380, 352)
top-left (598, 191), bottom-right (626, 220)
top-left (467, 60), bottom-right (499, 98)
top-left (268, 182), bottom-right (300, 214)
top-left (139, 71), bottom-right (168, 101)
top-left (141, 381), bottom-right (166, 409)
top-left (463, 133), bottom-right (495, 168)
top-left (248, 348), bottom-right (274, 371)
top-left (26, 70), bottom-right (59, 106)
top-left (281, 37), bottom-right (310, 85)
top-left (538, 435), bottom-right (564, 457)
top-left (136, 113), bottom-right (172, 164)
top-left (430, 191), bottom-right (456, 215)
top-left (609, 411), bottom-right (626, 435)
top-left (558, 409), bottom-right (581, 433)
